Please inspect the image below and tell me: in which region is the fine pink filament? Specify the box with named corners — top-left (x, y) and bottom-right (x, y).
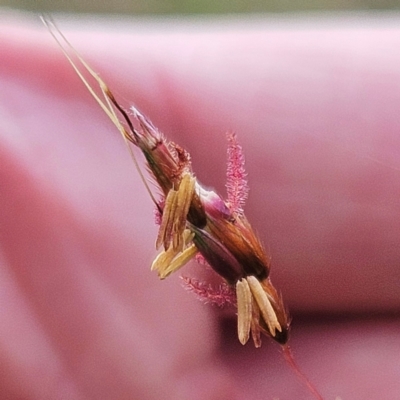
top-left (283, 345), bottom-right (324, 400)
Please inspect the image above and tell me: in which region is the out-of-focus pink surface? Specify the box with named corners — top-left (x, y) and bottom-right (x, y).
top-left (0, 13), bottom-right (400, 399)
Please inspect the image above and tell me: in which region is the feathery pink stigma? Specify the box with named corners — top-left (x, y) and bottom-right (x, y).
top-left (226, 132), bottom-right (249, 215)
top-left (195, 253), bottom-right (208, 265)
top-left (180, 276), bottom-right (237, 307)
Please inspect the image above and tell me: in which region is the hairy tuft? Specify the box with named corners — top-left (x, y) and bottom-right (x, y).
top-left (226, 132), bottom-right (249, 215)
